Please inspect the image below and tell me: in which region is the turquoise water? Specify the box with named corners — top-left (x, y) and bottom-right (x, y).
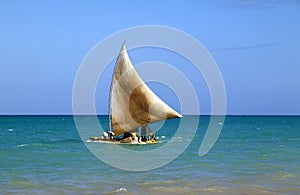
top-left (1, 116), bottom-right (300, 194)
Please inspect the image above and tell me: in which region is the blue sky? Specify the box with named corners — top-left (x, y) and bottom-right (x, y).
top-left (1, 0), bottom-right (299, 115)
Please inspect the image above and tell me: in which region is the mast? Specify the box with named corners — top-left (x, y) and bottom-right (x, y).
top-left (108, 42), bottom-right (126, 132)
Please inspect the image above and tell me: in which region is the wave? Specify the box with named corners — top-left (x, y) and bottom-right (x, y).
top-left (103, 187), bottom-right (127, 195)
top-left (13, 138), bottom-right (82, 148)
top-left (49, 138), bottom-right (82, 144)
top-left (289, 137), bottom-right (300, 141)
top-left (15, 144), bottom-right (30, 148)
top-left (14, 143), bottom-right (43, 148)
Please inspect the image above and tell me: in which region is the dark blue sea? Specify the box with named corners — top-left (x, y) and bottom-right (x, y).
top-left (1, 116), bottom-right (299, 194)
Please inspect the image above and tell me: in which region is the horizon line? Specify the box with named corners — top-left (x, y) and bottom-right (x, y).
top-left (0, 114), bottom-right (300, 117)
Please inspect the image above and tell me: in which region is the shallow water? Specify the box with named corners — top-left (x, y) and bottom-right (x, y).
top-left (1, 115), bottom-right (299, 194)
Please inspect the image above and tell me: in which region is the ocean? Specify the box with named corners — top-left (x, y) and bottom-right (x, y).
top-left (0, 116), bottom-right (299, 194)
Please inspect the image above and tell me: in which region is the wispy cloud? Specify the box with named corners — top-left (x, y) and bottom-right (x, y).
top-left (216, 42), bottom-right (276, 51)
top-left (215, 0), bottom-right (300, 9)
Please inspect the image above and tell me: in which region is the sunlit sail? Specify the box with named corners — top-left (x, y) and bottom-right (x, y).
top-left (90, 43), bottom-right (182, 144)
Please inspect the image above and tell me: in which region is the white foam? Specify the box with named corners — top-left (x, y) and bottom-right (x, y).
top-left (115, 187), bottom-right (127, 192)
top-left (16, 144), bottom-right (29, 148)
top-left (107, 187), bottom-right (127, 194)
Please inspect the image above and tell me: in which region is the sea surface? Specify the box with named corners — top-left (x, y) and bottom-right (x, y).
top-left (0, 116), bottom-right (299, 195)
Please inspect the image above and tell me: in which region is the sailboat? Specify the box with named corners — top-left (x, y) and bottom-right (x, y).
top-left (90, 43), bottom-right (182, 144)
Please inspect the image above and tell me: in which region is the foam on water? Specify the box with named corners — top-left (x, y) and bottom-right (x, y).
top-left (103, 187), bottom-right (127, 195)
top-left (15, 144), bottom-right (30, 148)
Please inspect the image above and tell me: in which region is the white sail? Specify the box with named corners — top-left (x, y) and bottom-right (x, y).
top-left (109, 43), bottom-right (182, 136)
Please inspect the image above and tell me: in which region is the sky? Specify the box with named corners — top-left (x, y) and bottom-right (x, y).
top-left (0, 0), bottom-right (300, 115)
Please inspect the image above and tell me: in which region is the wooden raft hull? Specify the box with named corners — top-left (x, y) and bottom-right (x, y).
top-left (88, 136), bottom-right (158, 144)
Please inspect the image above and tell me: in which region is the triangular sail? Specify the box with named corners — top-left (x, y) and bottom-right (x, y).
top-left (109, 43), bottom-right (182, 136)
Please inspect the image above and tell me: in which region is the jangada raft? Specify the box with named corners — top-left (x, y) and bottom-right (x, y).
top-left (90, 43), bottom-right (182, 144)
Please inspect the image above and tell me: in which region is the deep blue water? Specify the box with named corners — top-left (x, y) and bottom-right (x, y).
top-left (0, 116), bottom-right (299, 194)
